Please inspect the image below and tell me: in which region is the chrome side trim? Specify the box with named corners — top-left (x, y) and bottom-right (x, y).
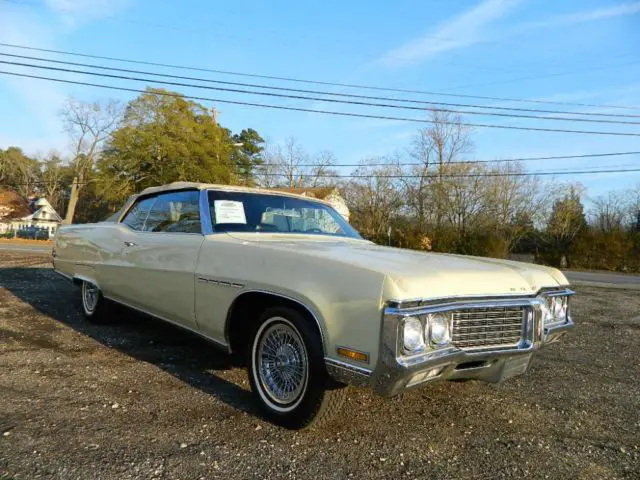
top-left (224, 289), bottom-right (326, 355)
top-left (324, 357), bottom-right (372, 387)
top-left (197, 276), bottom-right (244, 289)
top-left (104, 295), bottom-right (230, 352)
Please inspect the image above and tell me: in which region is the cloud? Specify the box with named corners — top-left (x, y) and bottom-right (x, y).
top-left (0, 9), bottom-right (65, 134)
top-left (45, 0), bottom-right (130, 27)
top-left (0, 1), bottom-right (133, 155)
top-left (378, 1), bottom-right (640, 68)
top-left (377, 0), bottom-right (523, 67)
top-left (519, 1), bottom-right (640, 30)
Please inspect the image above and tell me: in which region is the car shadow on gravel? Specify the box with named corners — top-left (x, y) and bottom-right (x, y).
top-left (2, 266), bottom-right (261, 418)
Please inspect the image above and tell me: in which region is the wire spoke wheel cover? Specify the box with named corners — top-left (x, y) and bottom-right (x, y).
top-left (82, 282), bottom-right (99, 314)
top-left (254, 317), bottom-right (309, 412)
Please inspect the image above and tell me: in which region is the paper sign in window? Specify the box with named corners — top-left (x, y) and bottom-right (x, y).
top-left (214, 200), bottom-right (247, 224)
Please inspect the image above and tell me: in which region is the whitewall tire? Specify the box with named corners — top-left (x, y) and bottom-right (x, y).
top-left (80, 280), bottom-right (111, 323)
top-left (247, 306), bottom-right (346, 429)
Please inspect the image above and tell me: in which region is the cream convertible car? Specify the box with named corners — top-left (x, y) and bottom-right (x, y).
top-left (53, 182), bottom-right (574, 428)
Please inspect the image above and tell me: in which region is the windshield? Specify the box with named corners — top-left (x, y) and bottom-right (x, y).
top-left (207, 190), bottom-right (361, 239)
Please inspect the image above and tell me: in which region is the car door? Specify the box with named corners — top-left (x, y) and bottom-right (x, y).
top-left (96, 196), bottom-right (157, 300)
top-left (116, 190), bottom-right (204, 330)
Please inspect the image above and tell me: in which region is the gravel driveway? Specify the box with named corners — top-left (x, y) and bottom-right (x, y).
top-left (1, 252), bottom-right (638, 479)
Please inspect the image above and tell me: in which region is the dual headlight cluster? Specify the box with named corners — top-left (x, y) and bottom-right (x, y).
top-left (402, 313), bottom-right (451, 355)
top-left (540, 294), bottom-right (570, 326)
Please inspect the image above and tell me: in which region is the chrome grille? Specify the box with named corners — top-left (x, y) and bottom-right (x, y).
top-left (451, 306), bottom-right (526, 350)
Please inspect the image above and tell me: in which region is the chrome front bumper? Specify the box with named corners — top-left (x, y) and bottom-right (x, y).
top-left (326, 291), bottom-right (574, 397)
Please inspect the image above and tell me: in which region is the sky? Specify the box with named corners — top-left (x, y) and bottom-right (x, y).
top-left (0, 0), bottom-right (639, 199)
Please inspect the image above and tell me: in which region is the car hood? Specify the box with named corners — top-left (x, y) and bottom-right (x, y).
top-left (226, 233), bottom-right (568, 300)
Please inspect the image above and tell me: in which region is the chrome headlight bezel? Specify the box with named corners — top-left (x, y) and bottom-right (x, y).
top-left (399, 312), bottom-right (452, 356)
top-left (539, 291), bottom-right (572, 326)
top-left (401, 316), bottom-right (425, 354)
top-left (426, 312), bottom-right (451, 347)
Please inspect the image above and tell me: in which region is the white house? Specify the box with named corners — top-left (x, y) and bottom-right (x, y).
top-left (0, 191), bottom-right (62, 239)
top-left (13, 198), bottom-right (63, 238)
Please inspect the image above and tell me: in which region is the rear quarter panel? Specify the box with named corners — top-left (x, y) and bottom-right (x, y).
top-left (54, 223), bottom-right (127, 296)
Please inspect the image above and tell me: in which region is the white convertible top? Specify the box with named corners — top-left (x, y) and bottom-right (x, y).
top-left (139, 182), bottom-right (333, 206)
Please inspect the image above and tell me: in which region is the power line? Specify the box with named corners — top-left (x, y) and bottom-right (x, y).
top-left (4, 0), bottom-right (638, 84)
top-left (6, 59), bottom-right (640, 127)
top-left (4, 168), bottom-right (640, 188)
top-left (2, 52), bottom-right (640, 121)
top-left (2, 69), bottom-right (640, 137)
top-left (257, 151), bottom-right (640, 168)
top-left (274, 169), bottom-right (640, 178)
top-left (1, 42), bottom-right (638, 112)
top-left (260, 168), bottom-right (640, 178)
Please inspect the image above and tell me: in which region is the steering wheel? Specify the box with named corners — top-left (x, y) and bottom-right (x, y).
top-left (304, 228), bottom-right (323, 233)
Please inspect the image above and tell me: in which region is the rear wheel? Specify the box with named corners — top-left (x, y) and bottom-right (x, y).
top-left (80, 280), bottom-right (111, 323)
top-left (247, 306), bottom-right (346, 429)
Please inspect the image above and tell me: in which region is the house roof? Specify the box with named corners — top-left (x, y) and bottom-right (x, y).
top-left (0, 189), bottom-right (31, 220)
top-left (269, 186), bottom-right (338, 200)
top-left (25, 206), bottom-right (63, 223)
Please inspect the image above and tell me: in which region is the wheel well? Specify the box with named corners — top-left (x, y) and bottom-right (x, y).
top-left (225, 292), bottom-right (324, 357)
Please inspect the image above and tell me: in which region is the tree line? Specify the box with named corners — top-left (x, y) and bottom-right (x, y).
top-left (1, 88), bottom-right (639, 272)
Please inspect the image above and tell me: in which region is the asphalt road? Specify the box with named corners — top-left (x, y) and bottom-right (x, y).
top-left (0, 243), bottom-right (52, 253)
top-left (563, 270), bottom-right (640, 288)
top-left (1, 251), bottom-right (639, 479)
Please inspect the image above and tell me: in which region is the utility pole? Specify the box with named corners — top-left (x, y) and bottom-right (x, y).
top-left (212, 107), bottom-right (220, 163)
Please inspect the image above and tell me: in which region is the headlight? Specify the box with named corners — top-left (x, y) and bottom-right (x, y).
top-left (427, 313), bottom-right (451, 346)
top-left (541, 295), bottom-right (569, 325)
top-left (550, 296), bottom-right (568, 322)
top-left (402, 316), bottom-right (425, 353)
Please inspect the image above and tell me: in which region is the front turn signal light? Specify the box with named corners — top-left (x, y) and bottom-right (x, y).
top-left (337, 347), bottom-right (369, 364)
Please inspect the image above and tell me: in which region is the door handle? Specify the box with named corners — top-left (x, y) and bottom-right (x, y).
top-left (124, 241), bottom-right (137, 247)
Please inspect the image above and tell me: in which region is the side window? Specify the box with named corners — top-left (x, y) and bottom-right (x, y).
top-left (121, 197), bottom-right (156, 231)
top-left (143, 190), bottom-right (201, 234)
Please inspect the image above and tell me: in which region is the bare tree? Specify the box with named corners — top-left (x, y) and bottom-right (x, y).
top-left (342, 161), bottom-right (403, 241)
top-left (590, 191), bottom-right (626, 232)
top-left (402, 110), bottom-right (474, 232)
top-left (438, 162), bottom-right (488, 234)
top-left (306, 151), bottom-right (338, 187)
top-left (60, 97), bottom-right (122, 223)
top-left (40, 152), bottom-right (66, 213)
top-left (625, 183), bottom-right (640, 230)
top-left (255, 138), bottom-right (338, 188)
top-left (255, 138), bottom-right (307, 188)
top-left (485, 161), bottom-right (546, 251)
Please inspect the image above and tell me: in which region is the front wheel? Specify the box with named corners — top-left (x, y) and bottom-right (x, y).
top-left (248, 307), bottom-right (346, 429)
